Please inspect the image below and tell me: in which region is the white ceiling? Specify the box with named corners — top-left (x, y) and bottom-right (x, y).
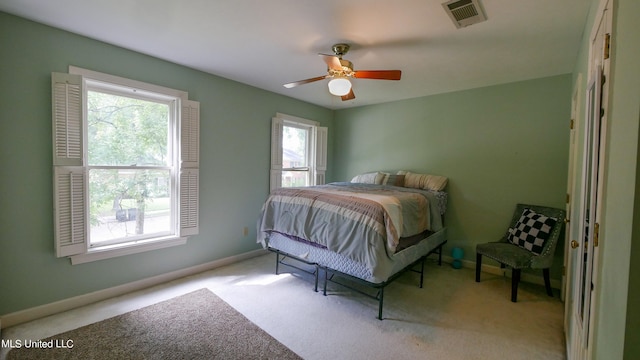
top-left (0, 0), bottom-right (591, 109)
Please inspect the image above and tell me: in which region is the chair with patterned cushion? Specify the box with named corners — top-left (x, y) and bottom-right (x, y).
top-left (475, 203), bottom-right (565, 302)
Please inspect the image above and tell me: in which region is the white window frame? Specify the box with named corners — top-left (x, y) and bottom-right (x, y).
top-left (270, 113), bottom-right (327, 191)
top-left (52, 67), bottom-right (199, 264)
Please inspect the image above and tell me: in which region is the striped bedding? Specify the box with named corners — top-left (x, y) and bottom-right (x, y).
top-left (257, 182), bottom-right (444, 280)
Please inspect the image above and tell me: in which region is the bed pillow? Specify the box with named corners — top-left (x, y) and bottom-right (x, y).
top-left (381, 173), bottom-right (405, 186)
top-left (397, 171), bottom-right (448, 191)
top-left (507, 208), bottom-right (558, 255)
top-left (350, 172), bottom-right (385, 184)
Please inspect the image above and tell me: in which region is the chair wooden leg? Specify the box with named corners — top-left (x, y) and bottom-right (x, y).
top-left (511, 269), bottom-right (521, 302)
top-left (475, 253), bottom-right (482, 282)
top-left (543, 268), bottom-right (553, 297)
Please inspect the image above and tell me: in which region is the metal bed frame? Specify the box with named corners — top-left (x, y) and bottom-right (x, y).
top-left (268, 240), bottom-right (446, 320)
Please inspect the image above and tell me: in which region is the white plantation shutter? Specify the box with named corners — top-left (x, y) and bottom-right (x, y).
top-left (54, 167), bottom-right (87, 257)
top-left (181, 100), bottom-right (199, 168)
top-left (314, 126), bottom-right (327, 185)
top-left (52, 73), bottom-right (83, 166)
top-left (180, 169), bottom-right (199, 236)
top-left (180, 100), bottom-right (200, 236)
top-left (52, 73), bottom-right (87, 257)
top-left (270, 117), bottom-right (284, 191)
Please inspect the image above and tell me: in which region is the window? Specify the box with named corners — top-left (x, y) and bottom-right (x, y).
top-left (270, 113), bottom-right (327, 191)
top-left (52, 67), bottom-right (199, 264)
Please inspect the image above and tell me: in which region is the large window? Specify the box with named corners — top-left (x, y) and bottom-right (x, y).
top-left (52, 67), bottom-right (199, 264)
top-left (87, 84), bottom-right (174, 246)
top-left (270, 113), bottom-right (327, 191)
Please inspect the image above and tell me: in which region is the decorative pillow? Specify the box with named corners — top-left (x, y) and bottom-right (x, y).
top-left (397, 171), bottom-right (448, 191)
top-left (507, 208), bottom-right (558, 255)
top-left (350, 172), bottom-right (385, 184)
top-left (381, 173), bottom-right (405, 186)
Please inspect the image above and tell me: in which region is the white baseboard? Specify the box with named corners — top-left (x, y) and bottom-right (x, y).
top-left (441, 255), bottom-right (562, 289)
top-left (0, 249), bottom-right (267, 329)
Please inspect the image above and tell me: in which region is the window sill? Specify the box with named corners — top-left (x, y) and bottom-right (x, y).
top-left (70, 236), bottom-right (188, 265)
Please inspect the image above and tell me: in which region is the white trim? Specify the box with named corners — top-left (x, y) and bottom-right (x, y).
top-left (275, 112), bottom-right (319, 126)
top-left (1, 249), bottom-right (267, 329)
top-left (70, 236), bottom-right (188, 265)
top-left (69, 66), bottom-right (188, 100)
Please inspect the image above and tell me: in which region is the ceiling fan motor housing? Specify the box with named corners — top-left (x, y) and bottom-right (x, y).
top-left (332, 43), bottom-right (350, 57)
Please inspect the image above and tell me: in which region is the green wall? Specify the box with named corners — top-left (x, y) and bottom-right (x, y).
top-left (0, 12), bottom-right (333, 315)
top-left (602, 0), bottom-right (640, 358)
top-left (333, 75), bottom-right (572, 279)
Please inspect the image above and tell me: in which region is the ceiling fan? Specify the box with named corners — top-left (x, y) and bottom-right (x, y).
top-left (283, 43), bottom-right (402, 101)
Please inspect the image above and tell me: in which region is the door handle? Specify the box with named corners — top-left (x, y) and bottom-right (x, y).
top-left (571, 240), bottom-right (579, 249)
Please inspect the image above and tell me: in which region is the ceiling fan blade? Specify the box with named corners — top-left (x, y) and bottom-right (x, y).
top-left (283, 75), bottom-right (328, 88)
top-left (319, 54), bottom-right (343, 71)
top-left (341, 89), bottom-right (355, 101)
top-left (353, 70), bottom-right (402, 80)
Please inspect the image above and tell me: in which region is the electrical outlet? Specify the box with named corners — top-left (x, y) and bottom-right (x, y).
top-left (243, 227), bottom-right (249, 236)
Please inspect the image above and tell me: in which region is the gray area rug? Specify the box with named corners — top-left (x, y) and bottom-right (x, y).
top-left (7, 288), bottom-right (301, 359)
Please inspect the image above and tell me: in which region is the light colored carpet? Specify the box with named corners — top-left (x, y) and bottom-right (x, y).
top-left (6, 288), bottom-right (301, 359)
top-left (1, 253), bottom-right (566, 359)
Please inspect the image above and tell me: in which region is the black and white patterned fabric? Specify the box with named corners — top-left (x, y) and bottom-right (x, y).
top-left (507, 208), bottom-right (558, 255)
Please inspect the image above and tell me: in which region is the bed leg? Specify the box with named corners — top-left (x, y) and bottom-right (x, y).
top-left (378, 287), bottom-right (384, 320)
top-left (438, 245), bottom-right (443, 266)
top-left (313, 265), bottom-right (319, 292)
top-left (419, 256), bottom-right (425, 288)
top-left (323, 269), bottom-right (328, 296)
top-left (275, 253), bottom-right (280, 275)
top-left (475, 253), bottom-right (482, 282)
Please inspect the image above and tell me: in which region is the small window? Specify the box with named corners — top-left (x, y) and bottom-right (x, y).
top-left (52, 67), bottom-right (199, 263)
top-left (270, 113), bottom-right (327, 191)
top-left (282, 122), bottom-right (311, 187)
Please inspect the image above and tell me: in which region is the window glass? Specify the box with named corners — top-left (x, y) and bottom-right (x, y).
top-left (86, 87), bottom-right (176, 246)
top-left (89, 169), bottom-right (172, 244)
top-left (282, 124), bottom-right (309, 187)
top-left (87, 91), bottom-right (169, 166)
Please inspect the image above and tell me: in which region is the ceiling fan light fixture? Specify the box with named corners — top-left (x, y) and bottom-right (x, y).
top-left (328, 77), bottom-right (351, 96)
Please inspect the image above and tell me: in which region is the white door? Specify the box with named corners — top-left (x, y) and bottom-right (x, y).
top-left (566, 1), bottom-right (611, 358)
top-left (563, 73), bottom-right (581, 325)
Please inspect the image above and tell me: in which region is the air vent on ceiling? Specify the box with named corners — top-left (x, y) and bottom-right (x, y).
top-left (442, 0), bottom-right (487, 29)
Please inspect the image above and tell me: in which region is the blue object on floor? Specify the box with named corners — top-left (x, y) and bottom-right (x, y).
top-left (452, 247), bottom-right (464, 269)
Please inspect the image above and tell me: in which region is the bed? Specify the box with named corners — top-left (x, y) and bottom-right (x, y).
top-left (257, 172), bottom-right (448, 319)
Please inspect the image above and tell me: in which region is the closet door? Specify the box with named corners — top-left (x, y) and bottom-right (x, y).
top-left (567, 1), bottom-right (611, 357)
